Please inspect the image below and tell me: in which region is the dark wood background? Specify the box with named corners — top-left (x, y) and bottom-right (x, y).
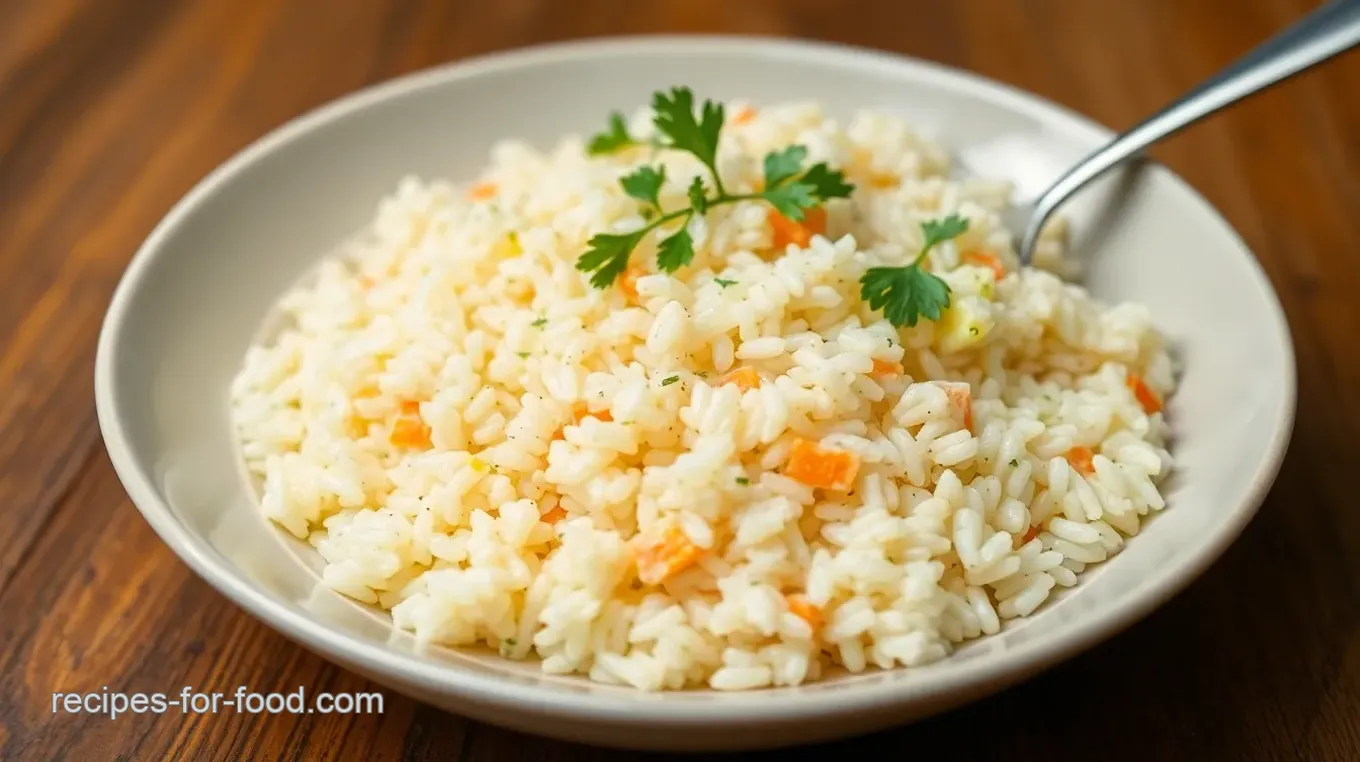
top-left (3, 0), bottom-right (1358, 759)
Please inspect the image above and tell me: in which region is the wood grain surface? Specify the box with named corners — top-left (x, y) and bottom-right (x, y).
top-left (2, 0), bottom-right (1358, 759)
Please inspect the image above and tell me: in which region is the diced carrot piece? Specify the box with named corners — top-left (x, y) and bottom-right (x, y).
top-left (1127, 373), bottom-right (1163, 415)
top-left (732, 105), bottom-right (757, 125)
top-left (784, 438), bottom-right (861, 491)
top-left (1021, 524), bottom-right (1041, 544)
top-left (399, 399), bottom-right (421, 416)
top-left (389, 414), bottom-right (431, 449)
top-left (630, 524), bottom-right (702, 586)
top-left (541, 505), bottom-right (567, 525)
top-left (870, 358), bottom-right (904, 378)
top-left (1065, 446), bottom-right (1096, 475)
top-left (553, 404), bottom-right (612, 441)
top-left (618, 267), bottom-right (644, 304)
top-left (768, 206), bottom-right (827, 250)
top-left (467, 181), bottom-right (497, 201)
top-left (964, 250), bottom-right (1006, 281)
top-left (786, 594), bottom-right (822, 633)
top-left (934, 381), bottom-right (974, 431)
top-left (719, 366), bottom-right (762, 392)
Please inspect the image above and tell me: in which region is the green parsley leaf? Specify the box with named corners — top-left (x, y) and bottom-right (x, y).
top-left (661, 375), bottom-right (680, 387)
top-left (687, 176), bottom-right (709, 215)
top-left (652, 87), bottom-right (724, 175)
top-left (762, 145), bottom-right (808, 188)
top-left (761, 182), bottom-right (818, 221)
top-left (735, 476), bottom-right (750, 486)
top-left (531, 316), bottom-right (547, 328)
top-left (577, 229), bottom-right (646, 288)
top-left (620, 165), bottom-right (666, 210)
top-left (588, 112), bottom-right (637, 155)
top-left (860, 265), bottom-right (952, 328)
top-left (858, 215), bottom-right (969, 327)
top-left (657, 226), bottom-right (695, 273)
top-left (798, 163), bottom-right (855, 200)
top-left (714, 278), bottom-right (736, 288)
top-left (921, 214), bottom-right (970, 251)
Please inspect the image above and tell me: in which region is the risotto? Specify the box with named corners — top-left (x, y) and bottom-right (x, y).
top-left (230, 90), bottom-right (1175, 692)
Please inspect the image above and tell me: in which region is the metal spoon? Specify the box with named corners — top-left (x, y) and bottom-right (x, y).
top-left (1013, 0), bottom-right (1360, 265)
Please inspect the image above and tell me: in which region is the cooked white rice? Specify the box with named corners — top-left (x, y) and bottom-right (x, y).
top-left (230, 100), bottom-right (1175, 691)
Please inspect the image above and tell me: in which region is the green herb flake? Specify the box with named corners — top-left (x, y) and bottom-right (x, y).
top-left (859, 214), bottom-right (969, 328)
top-left (531, 316), bottom-right (548, 328)
top-left (587, 112), bottom-right (637, 155)
top-left (661, 375), bottom-right (680, 387)
top-left (714, 278), bottom-right (736, 288)
top-left (735, 476), bottom-right (751, 486)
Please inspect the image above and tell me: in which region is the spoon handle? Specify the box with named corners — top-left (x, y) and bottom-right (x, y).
top-left (1020, 0), bottom-right (1360, 262)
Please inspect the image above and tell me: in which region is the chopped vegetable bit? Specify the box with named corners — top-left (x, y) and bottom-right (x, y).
top-left (630, 523), bottom-right (702, 586)
top-left (735, 476), bottom-right (751, 486)
top-left (1009, 458), bottom-right (1020, 468)
top-left (619, 267), bottom-right (644, 304)
top-left (768, 206), bottom-right (827, 250)
top-left (541, 505), bottom-right (567, 525)
top-left (786, 594), bottom-right (822, 633)
top-left (784, 438), bottom-right (861, 491)
top-left (714, 278), bottom-right (737, 288)
top-left (1065, 446), bottom-right (1096, 475)
top-left (661, 375), bottom-right (680, 387)
top-left (1021, 524), bottom-right (1041, 544)
top-left (553, 404), bottom-right (613, 441)
top-left (719, 366), bottom-right (762, 392)
top-left (1126, 373), bottom-right (1163, 415)
top-left (963, 250), bottom-right (1006, 281)
top-left (467, 181), bottom-right (498, 201)
top-left (389, 407), bottom-right (431, 449)
top-left (934, 381), bottom-right (973, 431)
top-left (731, 105), bottom-right (757, 125)
top-left (870, 358), bottom-right (904, 378)
top-left (531, 316), bottom-right (548, 328)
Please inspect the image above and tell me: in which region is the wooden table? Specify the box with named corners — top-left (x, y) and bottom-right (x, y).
top-left (3, 0), bottom-right (1358, 758)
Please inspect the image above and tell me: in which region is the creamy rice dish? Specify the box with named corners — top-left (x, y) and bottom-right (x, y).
top-left (231, 89), bottom-right (1175, 691)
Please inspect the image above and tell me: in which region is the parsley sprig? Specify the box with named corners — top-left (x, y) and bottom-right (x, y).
top-left (859, 215), bottom-right (969, 327)
top-left (578, 87), bottom-right (854, 288)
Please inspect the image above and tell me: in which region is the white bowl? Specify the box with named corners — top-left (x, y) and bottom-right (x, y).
top-left (94, 36), bottom-right (1295, 751)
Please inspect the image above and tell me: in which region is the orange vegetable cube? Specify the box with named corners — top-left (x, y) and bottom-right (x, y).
top-left (1065, 446), bottom-right (1096, 475)
top-left (1021, 524), bottom-right (1041, 544)
top-left (786, 594), bottom-right (822, 633)
top-left (618, 267), bottom-right (644, 304)
top-left (630, 524), bottom-right (702, 586)
top-left (467, 181), bottom-right (497, 201)
top-left (553, 404), bottom-right (612, 441)
top-left (964, 250), bottom-right (1006, 281)
top-left (541, 505), bottom-right (567, 525)
top-left (934, 381), bottom-right (974, 431)
top-left (870, 358), bottom-right (904, 378)
top-left (784, 438), bottom-right (861, 491)
top-left (719, 366), bottom-right (762, 392)
top-left (768, 206), bottom-right (827, 250)
top-left (389, 412), bottom-right (431, 449)
top-left (1127, 373), bottom-right (1163, 415)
